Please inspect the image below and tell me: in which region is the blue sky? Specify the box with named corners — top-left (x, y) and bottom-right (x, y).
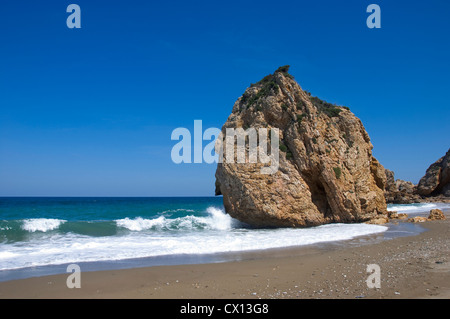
top-left (0, 0), bottom-right (449, 196)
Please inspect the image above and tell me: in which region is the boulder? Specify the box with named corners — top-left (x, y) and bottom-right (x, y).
top-left (384, 169), bottom-right (421, 204)
top-left (408, 216), bottom-right (427, 223)
top-left (387, 211), bottom-right (398, 219)
top-left (215, 66), bottom-right (387, 227)
top-left (428, 209), bottom-right (446, 220)
top-left (366, 216), bottom-right (389, 225)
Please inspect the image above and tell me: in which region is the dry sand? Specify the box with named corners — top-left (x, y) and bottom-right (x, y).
top-left (0, 212), bottom-right (449, 299)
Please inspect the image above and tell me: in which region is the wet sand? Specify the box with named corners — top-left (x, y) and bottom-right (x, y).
top-left (0, 212), bottom-right (449, 299)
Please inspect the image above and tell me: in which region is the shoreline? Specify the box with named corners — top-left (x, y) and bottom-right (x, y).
top-left (0, 210), bottom-right (449, 298)
top-left (0, 215), bottom-right (423, 283)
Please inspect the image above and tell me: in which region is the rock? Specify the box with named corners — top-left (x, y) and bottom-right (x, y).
top-left (366, 216), bottom-right (389, 225)
top-left (396, 180), bottom-right (416, 194)
top-left (384, 169), bottom-right (421, 204)
top-left (417, 149), bottom-right (450, 197)
top-left (387, 211), bottom-right (398, 219)
top-left (214, 66), bottom-right (387, 227)
top-left (428, 209), bottom-right (446, 220)
top-left (385, 169), bottom-right (397, 194)
top-left (408, 216), bottom-right (428, 223)
top-left (384, 149), bottom-right (450, 203)
top-left (397, 213), bottom-right (408, 219)
top-left (443, 184), bottom-right (450, 197)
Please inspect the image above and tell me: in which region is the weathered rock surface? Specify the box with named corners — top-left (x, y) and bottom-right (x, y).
top-left (384, 169), bottom-right (421, 204)
top-left (408, 216), bottom-right (428, 223)
top-left (407, 209), bottom-right (446, 223)
top-left (387, 211), bottom-right (398, 219)
top-left (214, 66), bottom-right (388, 227)
top-left (384, 149), bottom-right (450, 204)
top-left (428, 209), bottom-right (446, 220)
top-left (417, 149), bottom-right (450, 197)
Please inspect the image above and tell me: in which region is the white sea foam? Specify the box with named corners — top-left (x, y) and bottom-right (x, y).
top-left (160, 208), bottom-right (195, 214)
top-left (0, 251), bottom-right (18, 259)
top-left (204, 206), bottom-right (237, 230)
top-left (387, 203), bottom-right (450, 215)
top-left (115, 207), bottom-right (238, 231)
top-left (0, 208), bottom-right (388, 271)
top-left (21, 218), bottom-right (66, 232)
top-left (116, 216), bottom-right (166, 231)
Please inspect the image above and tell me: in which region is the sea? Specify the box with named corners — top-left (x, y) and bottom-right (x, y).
top-left (0, 197), bottom-right (449, 281)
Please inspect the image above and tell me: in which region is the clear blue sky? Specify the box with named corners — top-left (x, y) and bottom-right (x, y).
top-left (0, 0), bottom-right (449, 196)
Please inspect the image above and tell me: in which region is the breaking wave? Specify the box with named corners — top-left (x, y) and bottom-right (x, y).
top-left (21, 218), bottom-right (66, 233)
top-left (0, 206), bottom-right (388, 271)
top-left (115, 207), bottom-right (237, 231)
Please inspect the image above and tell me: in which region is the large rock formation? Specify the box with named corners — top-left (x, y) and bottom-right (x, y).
top-left (417, 149), bottom-right (450, 197)
top-left (215, 66), bottom-right (388, 227)
top-left (384, 149), bottom-right (450, 204)
top-left (384, 169), bottom-right (421, 204)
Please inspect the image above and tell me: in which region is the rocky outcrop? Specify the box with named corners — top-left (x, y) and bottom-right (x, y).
top-left (408, 216), bottom-right (428, 223)
top-left (428, 209), bottom-right (446, 220)
top-left (407, 209), bottom-right (446, 223)
top-left (384, 169), bottom-right (421, 204)
top-left (384, 149), bottom-right (450, 204)
top-left (384, 169), bottom-right (397, 195)
top-left (388, 211), bottom-right (408, 219)
top-left (214, 66), bottom-right (388, 227)
top-left (417, 149), bottom-right (450, 197)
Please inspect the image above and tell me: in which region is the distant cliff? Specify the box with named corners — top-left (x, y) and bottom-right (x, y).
top-left (384, 149), bottom-right (450, 203)
top-left (417, 149), bottom-right (450, 198)
top-left (215, 66), bottom-right (388, 227)
top-left (384, 169), bottom-right (420, 204)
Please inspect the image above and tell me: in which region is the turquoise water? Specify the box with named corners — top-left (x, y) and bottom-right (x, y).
top-left (0, 197), bottom-right (223, 242)
top-left (3, 197), bottom-right (443, 278)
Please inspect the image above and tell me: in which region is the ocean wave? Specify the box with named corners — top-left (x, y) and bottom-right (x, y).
top-left (160, 208), bottom-right (195, 214)
top-left (0, 206), bottom-right (390, 271)
top-left (116, 216), bottom-right (166, 231)
top-left (0, 207), bottom-right (235, 238)
top-left (115, 207), bottom-right (237, 231)
top-left (0, 222), bottom-right (388, 271)
top-left (387, 202), bottom-right (450, 215)
top-left (21, 218), bottom-right (66, 233)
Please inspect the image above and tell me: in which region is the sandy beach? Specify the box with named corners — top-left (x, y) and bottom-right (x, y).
top-left (0, 210), bottom-right (449, 299)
